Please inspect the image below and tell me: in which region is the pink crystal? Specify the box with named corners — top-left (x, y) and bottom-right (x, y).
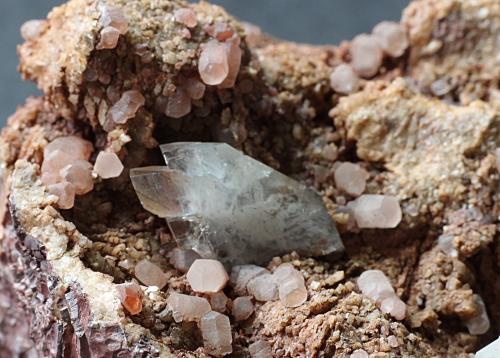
top-left (47, 182), bottom-right (76, 210)
top-left (273, 264), bottom-right (308, 308)
top-left (165, 88), bottom-right (192, 118)
top-left (44, 136), bottom-right (93, 161)
top-left (380, 296), bottom-right (406, 320)
top-left (334, 162), bottom-right (368, 196)
top-left (94, 152), bottom-right (124, 179)
top-left (20, 19), bottom-right (47, 41)
top-left (134, 259), bottom-right (168, 289)
top-left (232, 296), bottom-right (254, 321)
top-left (372, 21), bottom-right (409, 58)
top-left (200, 311), bottom-right (233, 356)
top-left (465, 294), bottom-right (490, 335)
top-left (350, 349), bottom-right (369, 358)
top-left (210, 291), bottom-right (229, 313)
top-left (168, 248), bottom-right (201, 273)
top-left (184, 77), bottom-right (206, 100)
top-left (99, 4), bottom-right (128, 34)
top-left (41, 150), bottom-right (75, 186)
top-left (174, 8), bottom-right (197, 28)
top-left (186, 259), bottom-right (229, 293)
top-left (60, 160), bottom-right (94, 195)
top-left (96, 26), bottom-right (121, 50)
top-left (219, 36), bottom-right (242, 89)
top-left (247, 273), bottom-right (278, 302)
top-left (330, 64), bottom-right (360, 95)
top-left (230, 265), bottom-right (268, 296)
top-left (198, 40), bottom-right (229, 86)
top-left (350, 34), bottom-right (384, 78)
top-left (107, 90), bottom-right (145, 124)
top-left (347, 194), bottom-right (402, 229)
top-left (167, 292), bottom-right (211, 322)
top-left (116, 282), bottom-right (143, 315)
top-left (249, 340), bottom-right (273, 358)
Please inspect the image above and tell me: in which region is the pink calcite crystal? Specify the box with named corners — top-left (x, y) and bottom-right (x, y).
top-left (186, 259), bottom-right (229, 293)
top-left (94, 152), bottom-right (124, 179)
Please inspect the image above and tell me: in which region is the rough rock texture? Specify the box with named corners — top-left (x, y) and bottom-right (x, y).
top-left (0, 0), bottom-right (498, 356)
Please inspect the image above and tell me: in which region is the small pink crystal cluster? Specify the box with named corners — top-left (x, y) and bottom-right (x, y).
top-left (41, 136), bottom-right (124, 209)
top-left (97, 4), bottom-right (128, 50)
top-left (357, 270), bottom-right (406, 320)
top-left (330, 21), bottom-right (408, 94)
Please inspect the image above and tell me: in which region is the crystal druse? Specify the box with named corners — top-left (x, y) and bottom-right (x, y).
top-left (131, 142), bottom-right (344, 265)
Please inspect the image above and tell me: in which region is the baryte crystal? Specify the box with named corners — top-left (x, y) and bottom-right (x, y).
top-left (210, 291), bottom-right (229, 313)
top-left (249, 340), bottom-right (273, 358)
top-left (186, 259), bottom-right (229, 293)
top-left (350, 349), bottom-right (369, 358)
top-left (60, 160), bottom-right (94, 195)
top-left (44, 136), bottom-right (93, 161)
top-left (116, 282), bottom-right (143, 315)
top-left (130, 142), bottom-right (343, 265)
top-left (274, 264), bottom-right (308, 307)
top-left (97, 26), bottom-right (121, 50)
top-left (200, 311), bottom-right (233, 356)
top-left (20, 19), bottom-right (47, 41)
top-left (198, 40), bottom-right (229, 85)
top-left (47, 182), bottom-right (76, 210)
top-left (166, 292), bottom-right (211, 322)
top-left (372, 21), bottom-right (408, 57)
top-left (246, 273), bottom-right (278, 302)
top-left (94, 152), bottom-right (124, 179)
top-left (232, 296), bottom-right (254, 321)
top-left (330, 64), bottom-right (360, 95)
top-left (347, 194), bottom-right (402, 229)
top-left (99, 4), bottom-right (128, 35)
top-left (174, 8), bottom-right (197, 28)
top-left (334, 162), bottom-right (368, 196)
top-left (107, 90), bottom-right (145, 124)
top-left (134, 259), bottom-right (168, 289)
top-left (165, 88), bottom-right (192, 118)
top-left (475, 336), bottom-right (500, 358)
top-left (465, 294), bottom-right (490, 335)
top-left (350, 34), bottom-right (383, 78)
top-left (230, 265), bottom-right (268, 295)
top-left (168, 248), bottom-right (201, 273)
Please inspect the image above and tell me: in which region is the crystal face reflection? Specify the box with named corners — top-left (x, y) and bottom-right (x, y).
top-left (130, 142), bottom-right (344, 265)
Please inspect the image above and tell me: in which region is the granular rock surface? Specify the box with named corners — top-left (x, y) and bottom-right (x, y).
top-left (0, 0), bottom-right (498, 357)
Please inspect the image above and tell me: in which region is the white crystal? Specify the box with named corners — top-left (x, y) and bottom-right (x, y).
top-left (230, 265), bottom-right (268, 296)
top-left (273, 264), bottom-right (307, 308)
top-left (330, 64), bottom-right (360, 95)
top-left (166, 292), bottom-right (211, 322)
top-left (130, 143), bottom-right (343, 265)
top-left (186, 259), bottom-right (229, 293)
top-left (200, 311), bottom-right (233, 356)
top-left (476, 337), bottom-right (500, 358)
top-left (334, 162), bottom-right (368, 196)
top-left (247, 273), bottom-right (278, 302)
top-left (465, 294), bottom-right (490, 335)
top-left (347, 194), bottom-right (402, 229)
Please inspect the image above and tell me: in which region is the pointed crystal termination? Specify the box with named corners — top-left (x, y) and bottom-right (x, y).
top-left (130, 142), bottom-right (344, 265)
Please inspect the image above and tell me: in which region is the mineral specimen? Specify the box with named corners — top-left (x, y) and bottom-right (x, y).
top-left (334, 162), bottom-right (368, 196)
top-left (210, 291), bottom-right (229, 313)
top-left (130, 143), bottom-right (344, 265)
top-left (116, 283), bottom-right (143, 315)
top-left (134, 259), bottom-right (168, 289)
top-left (166, 292), bottom-right (211, 322)
top-left (249, 340), bottom-right (273, 358)
top-left (168, 248), bottom-right (201, 273)
top-left (232, 296), bottom-right (254, 321)
top-left (273, 264), bottom-right (308, 308)
top-left (464, 294), bottom-right (490, 335)
top-left (347, 194), bottom-right (402, 229)
top-left (372, 21), bottom-right (408, 57)
top-left (230, 265), bottom-right (268, 295)
top-left (330, 64), bottom-right (360, 95)
top-left (200, 311), bottom-right (233, 356)
top-left (186, 259), bottom-right (229, 293)
top-left (350, 349), bottom-right (369, 358)
top-left (246, 273), bottom-right (278, 302)
top-left (94, 152), bottom-right (124, 179)
top-left (350, 34), bottom-right (383, 78)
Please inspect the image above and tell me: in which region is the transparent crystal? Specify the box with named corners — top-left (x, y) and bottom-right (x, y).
top-left (130, 143), bottom-right (343, 265)
top-left (186, 259), bottom-right (229, 293)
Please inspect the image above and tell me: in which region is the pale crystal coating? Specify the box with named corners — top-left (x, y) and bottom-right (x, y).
top-left (116, 283), bottom-right (142, 315)
top-left (247, 273), bottom-right (278, 302)
top-left (97, 26), bottom-right (121, 50)
top-left (350, 349), bottom-right (369, 358)
top-left (350, 34), bottom-right (384, 78)
top-left (232, 296), bottom-right (254, 321)
top-left (134, 259), bottom-right (167, 289)
top-left (60, 160), bottom-right (94, 195)
top-left (198, 40), bottom-right (229, 85)
top-left (348, 194), bottom-right (402, 229)
top-left (200, 311), bottom-right (233, 356)
top-left (20, 19), bottom-right (47, 41)
top-left (94, 152), bottom-right (124, 179)
top-left (166, 292), bottom-right (211, 322)
top-left (372, 21), bottom-right (409, 57)
top-left (330, 64), bottom-right (360, 95)
top-left (465, 294), bottom-right (490, 335)
top-left (219, 36), bottom-right (242, 89)
top-left (249, 340), bottom-right (273, 358)
top-left (210, 291), bottom-right (229, 313)
top-left (437, 235), bottom-right (458, 258)
top-left (44, 136), bottom-right (93, 161)
top-left (380, 296), bottom-right (406, 320)
top-left (274, 264), bottom-right (308, 308)
top-left (165, 88), bottom-right (192, 118)
top-left (186, 259), bottom-right (229, 293)
top-left (475, 336), bottom-right (500, 358)
top-left (334, 162), bottom-right (368, 196)
top-left (184, 77), bottom-right (206, 100)
top-left (48, 182), bottom-right (76, 210)
top-left (107, 90), bottom-right (145, 124)
top-left (99, 4), bottom-right (128, 34)
top-left (168, 248), bottom-right (201, 273)
top-left (130, 143), bottom-right (343, 265)
top-left (230, 265), bottom-right (269, 295)
top-left (174, 8), bottom-right (197, 28)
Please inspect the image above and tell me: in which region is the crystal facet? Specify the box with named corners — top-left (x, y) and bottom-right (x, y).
top-left (130, 143), bottom-right (343, 265)
top-left (186, 259), bottom-right (229, 293)
top-left (94, 152), bottom-right (124, 179)
top-left (232, 296), bottom-right (254, 321)
top-left (134, 259), bottom-right (168, 289)
top-left (166, 292), bottom-right (211, 322)
top-left (347, 194), bottom-right (402, 229)
top-left (200, 311), bottom-right (233, 356)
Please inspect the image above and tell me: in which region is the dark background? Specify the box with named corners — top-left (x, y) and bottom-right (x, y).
top-left (0, 0), bottom-right (408, 125)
